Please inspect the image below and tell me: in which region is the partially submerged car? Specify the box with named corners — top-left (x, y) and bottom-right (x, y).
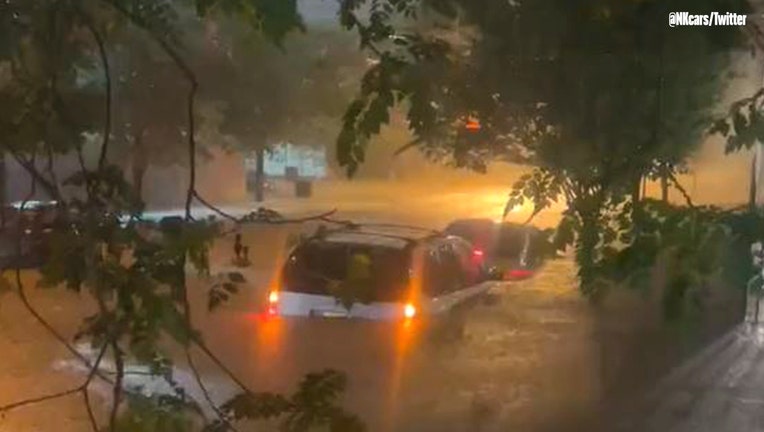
top-left (444, 218), bottom-right (547, 281)
top-left (268, 224), bottom-right (504, 322)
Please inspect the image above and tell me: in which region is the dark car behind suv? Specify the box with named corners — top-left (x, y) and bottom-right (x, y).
top-left (444, 218), bottom-right (546, 280)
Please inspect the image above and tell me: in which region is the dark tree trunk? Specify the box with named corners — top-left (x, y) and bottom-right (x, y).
top-left (131, 134), bottom-right (148, 199)
top-left (660, 173), bottom-right (669, 202)
top-left (254, 147), bottom-right (265, 202)
top-left (0, 154), bottom-right (5, 228)
top-left (631, 175), bottom-right (641, 221)
top-left (749, 154), bottom-right (757, 212)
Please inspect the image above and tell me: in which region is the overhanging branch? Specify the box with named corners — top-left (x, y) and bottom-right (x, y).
top-left (74, 3), bottom-right (112, 170)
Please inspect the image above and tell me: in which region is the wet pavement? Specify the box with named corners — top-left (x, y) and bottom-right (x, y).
top-left (611, 300), bottom-right (764, 432)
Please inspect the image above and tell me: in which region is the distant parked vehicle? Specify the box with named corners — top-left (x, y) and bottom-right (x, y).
top-left (444, 219), bottom-right (546, 281)
top-left (0, 200), bottom-right (58, 269)
top-left (0, 202), bottom-right (190, 270)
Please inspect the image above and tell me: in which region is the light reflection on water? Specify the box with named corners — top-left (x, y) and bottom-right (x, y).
top-left (235, 258), bottom-right (601, 431)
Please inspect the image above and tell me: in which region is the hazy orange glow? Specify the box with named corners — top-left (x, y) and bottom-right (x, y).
top-left (379, 247), bottom-right (427, 430)
top-left (251, 312), bottom-right (286, 377)
top-left (383, 317), bottom-right (418, 431)
top-left (248, 228), bottom-right (292, 377)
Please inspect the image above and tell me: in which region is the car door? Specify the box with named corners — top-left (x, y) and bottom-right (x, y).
top-left (449, 238), bottom-right (484, 286)
top-left (424, 240), bottom-right (474, 314)
top-left (441, 239), bottom-right (495, 307)
top-left (423, 242), bottom-right (456, 314)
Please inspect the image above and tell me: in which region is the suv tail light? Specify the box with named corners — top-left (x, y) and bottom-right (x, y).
top-left (267, 290), bottom-right (279, 315)
top-left (404, 303), bottom-right (417, 319)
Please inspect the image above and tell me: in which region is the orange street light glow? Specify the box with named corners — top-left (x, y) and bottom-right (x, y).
top-left (465, 118), bottom-right (481, 130)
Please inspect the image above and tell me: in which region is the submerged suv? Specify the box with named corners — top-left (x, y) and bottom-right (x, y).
top-left (268, 224), bottom-right (503, 321)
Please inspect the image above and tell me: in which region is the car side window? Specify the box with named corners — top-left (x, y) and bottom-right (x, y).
top-left (423, 248), bottom-right (444, 296)
top-left (450, 239), bottom-right (480, 285)
top-left (443, 250), bottom-right (466, 292)
top-left (437, 242), bottom-right (467, 293)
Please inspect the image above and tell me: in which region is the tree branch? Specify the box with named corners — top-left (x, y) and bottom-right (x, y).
top-left (75, 145), bottom-right (95, 201)
top-left (11, 270), bottom-right (115, 384)
top-left (98, 0), bottom-right (200, 219)
top-left (185, 347), bottom-right (240, 432)
top-left (82, 390), bottom-right (99, 432)
top-left (344, 12), bottom-right (384, 58)
top-left (0, 338), bottom-right (109, 415)
top-left (109, 340), bottom-right (124, 430)
top-left (667, 171), bottom-right (694, 208)
top-left (74, 2), bottom-right (112, 169)
top-left (10, 152), bottom-right (60, 201)
top-left (0, 387), bottom-right (81, 413)
top-left (43, 143), bottom-right (63, 200)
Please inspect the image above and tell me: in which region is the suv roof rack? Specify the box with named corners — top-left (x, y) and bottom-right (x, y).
top-left (307, 222), bottom-right (441, 245)
top-left (349, 223), bottom-right (439, 235)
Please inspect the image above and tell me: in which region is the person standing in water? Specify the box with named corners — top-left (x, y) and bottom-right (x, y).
top-left (233, 233), bottom-right (243, 261)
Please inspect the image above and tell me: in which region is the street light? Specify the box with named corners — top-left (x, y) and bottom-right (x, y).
top-left (465, 117), bottom-right (481, 131)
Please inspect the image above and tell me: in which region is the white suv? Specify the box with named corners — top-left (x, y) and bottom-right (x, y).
top-left (267, 224), bottom-right (503, 321)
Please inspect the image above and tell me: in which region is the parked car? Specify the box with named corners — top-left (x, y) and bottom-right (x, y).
top-left (0, 202), bottom-right (185, 269)
top-left (268, 223), bottom-right (504, 323)
top-left (444, 219), bottom-right (546, 281)
top-left (0, 200), bottom-right (58, 269)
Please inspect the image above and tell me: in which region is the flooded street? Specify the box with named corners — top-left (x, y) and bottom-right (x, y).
top-left (0, 185), bottom-right (604, 432)
top-left (0, 180), bottom-right (745, 431)
top-left (189, 258), bottom-right (600, 432)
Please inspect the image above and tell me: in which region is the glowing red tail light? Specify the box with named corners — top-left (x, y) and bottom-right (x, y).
top-left (472, 249), bottom-right (484, 258)
top-left (267, 290), bottom-right (279, 315)
top-left (403, 303), bottom-right (417, 319)
top-left (268, 291), bottom-right (279, 304)
top-left (506, 269), bottom-right (534, 280)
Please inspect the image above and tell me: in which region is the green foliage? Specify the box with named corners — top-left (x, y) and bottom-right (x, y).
top-left (207, 271), bottom-right (246, 311)
top-left (206, 370), bottom-right (364, 432)
top-left (546, 197), bottom-right (755, 320)
top-left (0, 0), bottom-right (102, 161)
top-left (113, 393), bottom-right (199, 432)
top-left (712, 88), bottom-right (764, 154)
top-left (336, 0), bottom-right (747, 177)
top-left (196, 0), bottom-right (304, 46)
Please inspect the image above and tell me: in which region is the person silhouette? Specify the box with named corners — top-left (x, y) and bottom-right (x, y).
top-left (233, 233), bottom-right (243, 260)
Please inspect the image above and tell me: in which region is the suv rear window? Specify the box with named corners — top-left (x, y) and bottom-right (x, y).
top-left (282, 240), bottom-right (411, 302)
